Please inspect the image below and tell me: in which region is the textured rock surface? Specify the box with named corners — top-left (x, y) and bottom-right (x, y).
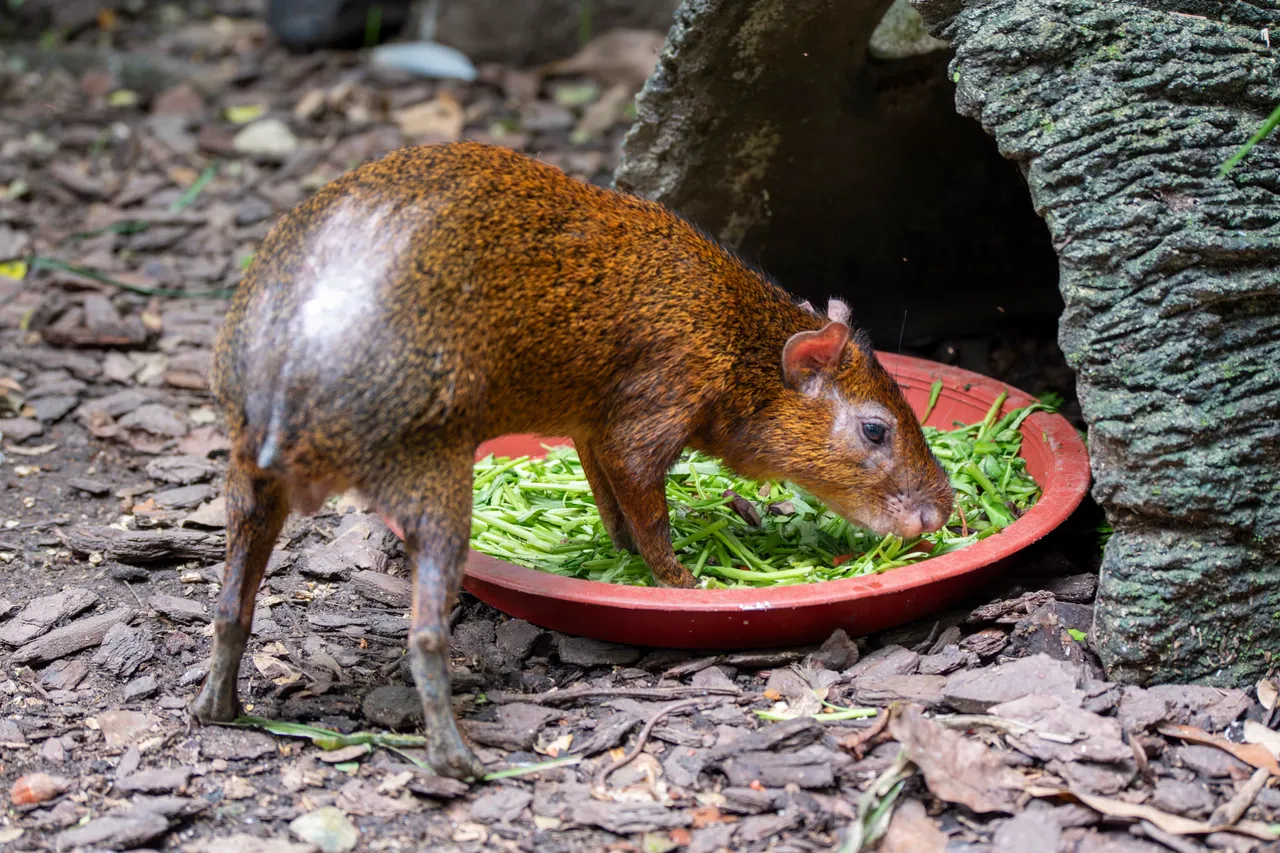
top-left (615, 0), bottom-right (1061, 343)
top-left (914, 0), bottom-right (1280, 684)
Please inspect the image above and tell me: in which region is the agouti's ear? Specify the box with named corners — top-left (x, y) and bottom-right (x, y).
top-left (782, 321), bottom-right (851, 392)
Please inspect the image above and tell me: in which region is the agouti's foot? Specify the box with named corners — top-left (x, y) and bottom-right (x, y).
top-left (189, 682), bottom-right (243, 723)
top-left (652, 566), bottom-right (698, 589)
top-left (426, 723), bottom-right (486, 780)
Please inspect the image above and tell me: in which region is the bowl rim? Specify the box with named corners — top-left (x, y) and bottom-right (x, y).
top-left (463, 351), bottom-right (1091, 613)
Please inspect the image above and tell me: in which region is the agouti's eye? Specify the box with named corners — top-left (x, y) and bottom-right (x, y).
top-left (862, 422), bottom-right (887, 444)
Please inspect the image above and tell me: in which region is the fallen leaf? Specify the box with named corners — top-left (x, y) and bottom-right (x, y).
top-left (890, 704), bottom-right (1027, 813)
top-left (393, 94), bottom-right (464, 141)
top-left (541, 28), bottom-right (666, 89)
top-left (1243, 720), bottom-right (1280, 761)
top-left (1258, 679), bottom-right (1277, 712)
top-left (225, 104), bottom-right (267, 124)
top-left (881, 798), bottom-right (947, 853)
top-left (1157, 722), bottom-right (1280, 777)
top-left (1066, 789), bottom-right (1280, 842)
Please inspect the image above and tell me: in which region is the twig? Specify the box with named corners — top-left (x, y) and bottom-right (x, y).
top-left (837, 706), bottom-right (892, 758)
top-left (957, 504), bottom-right (968, 537)
top-left (593, 698), bottom-right (702, 789)
top-left (1208, 767), bottom-right (1270, 828)
top-left (487, 685), bottom-right (739, 706)
top-left (1136, 820), bottom-right (1203, 853)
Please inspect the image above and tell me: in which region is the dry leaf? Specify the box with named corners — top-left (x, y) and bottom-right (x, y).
top-left (1243, 720), bottom-right (1280, 761)
top-left (1067, 789), bottom-right (1280, 842)
top-left (541, 29), bottom-right (666, 89)
top-left (1157, 722), bottom-right (1280, 777)
top-left (890, 704), bottom-right (1027, 813)
top-left (393, 94), bottom-right (464, 142)
top-left (881, 798), bottom-right (947, 853)
top-left (1258, 678), bottom-right (1277, 712)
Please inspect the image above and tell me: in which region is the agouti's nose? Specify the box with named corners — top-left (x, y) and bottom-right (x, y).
top-left (917, 504), bottom-right (944, 533)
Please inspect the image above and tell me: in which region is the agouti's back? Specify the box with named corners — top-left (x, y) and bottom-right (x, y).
top-left (213, 142), bottom-right (779, 488)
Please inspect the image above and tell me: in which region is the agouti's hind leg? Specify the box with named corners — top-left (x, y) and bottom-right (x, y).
top-left (191, 453), bottom-right (289, 722)
top-left (577, 439), bottom-right (634, 552)
top-left (392, 452), bottom-right (485, 780)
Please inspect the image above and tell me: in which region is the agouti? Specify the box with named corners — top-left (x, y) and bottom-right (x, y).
top-left (191, 141), bottom-right (954, 779)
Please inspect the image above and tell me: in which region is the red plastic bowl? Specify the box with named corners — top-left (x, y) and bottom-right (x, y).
top-left (462, 352), bottom-right (1090, 649)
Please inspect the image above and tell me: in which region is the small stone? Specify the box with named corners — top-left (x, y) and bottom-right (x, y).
top-left (149, 594), bottom-right (208, 624)
top-left (145, 454), bottom-right (220, 484)
top-left (0, 417), bottom-right (45, 442)
top-left (361, 685), bottom-right (421, 730)
top-left (152, 83), bottom-right (204, 116)
top-left (812, 628), bottom-right (859, 671)
top-left (41, 659), bottom-right (89, 690)
top-left (11, 606), bottom-right (137, 665)
top-left (1174, 744), bottom-right (1250, 779)
top-left (234, 119), bottom-right (300, 161)
top-left (115, 767), bottom-right (192, 794)
top-left (993, 809), bottom-right (1062, 853)
top-left (495, 618), bottom-right (542, 661)
top-left (123, 674), bottom-right (160, 701)
top-left (0, 588), bottom-right (100, 646)
top-left (92, 622), bottom-right (156, 677)
top-left (119, 403), bottom-right (188, 437)
top-left (855, 675), bottom-right (948, 708)
top-left (182, 497), bottom-right (228, 529)
top-left (289, 806), bottom-right (359, 853)
top-left (351, 570), bottom-right (410, 608)
top-left (188, 833), bottom-right (319, 853)
top-left (919, 645), bottom-right (976, 675)
top-left (944, 654), bottom-right (1084, 713)
top-left (470, 787), bottom-right (533, 823)
top-left (153, 484), bottom-right (214, 510)
top-left (571, 801), bottom-right (692, 833)
top-left (1150, 778), bottom-right (1215, 819)
top-left (30, 395), bottom-right (79, 423)
top-left (97, 709), bottom-right (153, 748)
top-left (557, 635), bottom-right (642, 667)
top-left (54, 810), bottom-right (169, 850)
top-left (235, 195), bottom-right (274, 226)
top-left (845, 644), bottom-right (919, 680)
top-left (199, 727), bottom-right (277, 760)
top-left (68, 477), bottom-right (112, 496)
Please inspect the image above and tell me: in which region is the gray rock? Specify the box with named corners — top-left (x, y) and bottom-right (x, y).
top-left (556, 635), bottom-right (642, 667)
top-left (1150, 778), bottom-right (1216, 819)
top-left (0, 417), bottom-right (44, 442)
top-left (123, 674), bottom-right (160, 701)
top-left (943, 654), bottom-right (1084, 713)
top-left (495, 618), bottom-right (542, 661)
top-left (30, 394), bottom-right (79, 422)
top-left (361, 685), bottom-right (421, 730)
top-left (844, 644), bottom-right (919, 680)
top-left (11, 606), bottom-right (137, 665)
top-left (153, 484), bottom-right (214, 510)
top-left (1174, 744), bottom-right (1250, 779)
top-left (912, 0), bottom-right (1280, 685)
top-left (92, 622), bottom-right (156, 678)
top-left (571, 800), bottom-right (691, 833)
top-left (148, 594), bottom-right (208, 624)
top-left (0, 588), bottom-right (100, 646)
top-left (992, 809), bottom-right (1061, 853)
top-left (469, 786), bottom-right (533, 823)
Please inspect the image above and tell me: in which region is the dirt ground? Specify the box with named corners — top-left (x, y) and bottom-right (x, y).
top-left (1, 4), bottom-right (1278, 853)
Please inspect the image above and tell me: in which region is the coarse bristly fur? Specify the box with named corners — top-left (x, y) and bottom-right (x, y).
top-left (191, 141), bottom-right (954, 779)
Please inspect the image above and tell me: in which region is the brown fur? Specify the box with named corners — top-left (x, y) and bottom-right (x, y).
top-left (191, 142), bottom-right (953, 779)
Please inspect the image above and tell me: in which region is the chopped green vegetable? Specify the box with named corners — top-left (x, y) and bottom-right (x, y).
top-left (1067, 628), bottom-right (1088, 643)
top-left (470, 399), bottom-right (1055, 588)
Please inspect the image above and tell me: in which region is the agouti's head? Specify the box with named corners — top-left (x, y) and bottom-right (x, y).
top-left (735, 300), bottom-right (954, 540)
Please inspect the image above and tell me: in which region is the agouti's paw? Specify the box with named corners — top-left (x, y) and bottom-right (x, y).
top-left (652, 566), bottom-right (698, 589)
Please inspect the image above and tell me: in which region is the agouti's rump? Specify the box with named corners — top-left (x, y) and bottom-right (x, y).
top-left (193, 142), bottom-right (954, 780)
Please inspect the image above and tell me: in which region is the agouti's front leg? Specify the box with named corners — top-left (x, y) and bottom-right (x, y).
top-left (594, 437), bottom-right (697, 589)
top-left (192, 452), bottom-right (289, 722)
top-left (576, 439), bottom-right (634, 552)
top-left (392, 452), bottom-right (486, 780)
